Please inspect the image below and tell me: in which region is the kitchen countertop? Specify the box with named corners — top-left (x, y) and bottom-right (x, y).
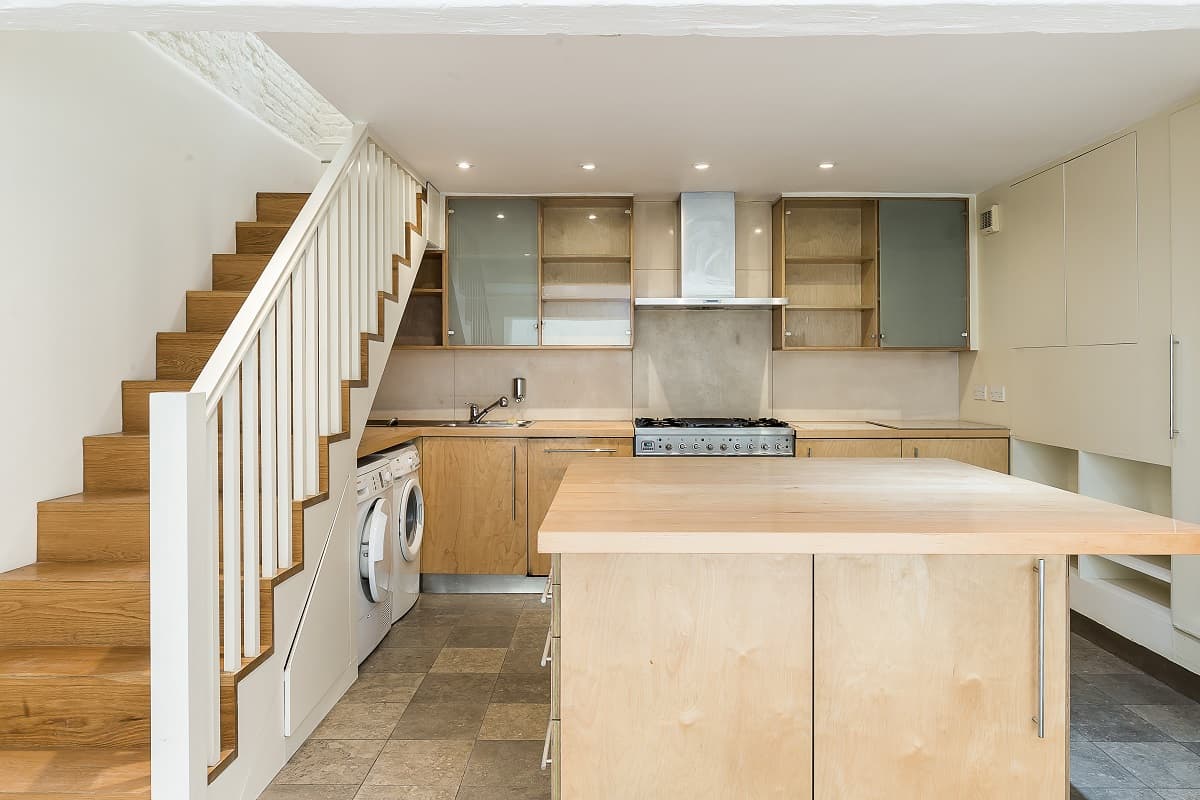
top-left (537, 458), bottom-right (1200, 555)
top-left (358, 419), bottom-right (635, 457)
top-left (358, 418), bottom-right (1009, 457)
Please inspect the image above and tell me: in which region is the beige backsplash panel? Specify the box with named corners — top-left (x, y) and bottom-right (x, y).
top-left (633, 309), bottom-right (773, 418)
top-left (772, 350), bottom-right (960, 420)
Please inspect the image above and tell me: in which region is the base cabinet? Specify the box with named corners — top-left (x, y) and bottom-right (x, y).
top-left (555, 553), bottom-right (1066, 799)
top-left (527, 437), bottom-right (633, 575)
top-left (813, 555), bottom-right (1067, 799)
top-left (903, 437), bottom-right (1010, 473)
top-left (799, 438), bottom-right (903, 458)
top-left (421, 437), bottom-right (528, 574)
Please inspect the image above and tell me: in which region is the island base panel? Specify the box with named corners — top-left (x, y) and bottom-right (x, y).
top-left (814, 554), bottom-right (1068, 799)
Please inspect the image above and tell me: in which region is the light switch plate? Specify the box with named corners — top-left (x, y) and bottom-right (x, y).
top-left (973, 384), bottom-right (988, 401)
top-left (989, 385), bottom-right (1007, 402)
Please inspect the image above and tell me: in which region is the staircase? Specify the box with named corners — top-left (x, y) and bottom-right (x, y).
top-left (0, 156), bottom-right (424, 797)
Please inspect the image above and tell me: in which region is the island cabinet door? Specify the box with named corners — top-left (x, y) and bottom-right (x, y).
top-left (813, 555), bottom-right (1068, 800)
top-left (420, 437), bottom-right (529, 574)
top-left (902, 437), bottom-right (1011, 473)
top-left (526, 437), bottom-right (633, 576)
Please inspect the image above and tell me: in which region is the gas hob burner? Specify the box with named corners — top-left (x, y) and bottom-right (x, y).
top-left (634, 417), bottom-right (791, 429)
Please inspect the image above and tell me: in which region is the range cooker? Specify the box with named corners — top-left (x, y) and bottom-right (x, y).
top-left (634, 417), bottom-right (796, 457)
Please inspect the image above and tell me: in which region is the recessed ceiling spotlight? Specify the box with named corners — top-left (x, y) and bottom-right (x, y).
top-left (580, 162), bottom-right (597, 171)
top-left (693, 162), bottom-right (710, 171)
top-left (587, 214), bottom-right (598, 220)
top-left (456, 161), bottom-right (473, 170)
top-left (496, 213), bottom-right (505, 219)
top-left (754, 227), bottom-right (763, 235)
top-left (818, 162), bottom-right (836, 170)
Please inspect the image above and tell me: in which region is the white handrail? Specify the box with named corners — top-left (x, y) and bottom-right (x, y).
top-left (150, 125), bottom-right (425, 799)
top-left (192, 124), bottom-right (370, 416)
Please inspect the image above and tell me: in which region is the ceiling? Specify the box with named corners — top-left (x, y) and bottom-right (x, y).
top-left (264, 31), bottom-right (1200, 196)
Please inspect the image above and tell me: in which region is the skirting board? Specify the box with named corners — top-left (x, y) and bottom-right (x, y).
top-left (421, 573), bottom-right (547, 593)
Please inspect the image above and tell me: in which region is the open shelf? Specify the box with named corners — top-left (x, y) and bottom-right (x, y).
top-left (773, 198), bottom-right (879, 350)
top-left (411, 288), bottom-right (444, 296)
top-left (541, 255), bottom-right (631, 263)
top-left (395, 250), bottom-right (447, 348)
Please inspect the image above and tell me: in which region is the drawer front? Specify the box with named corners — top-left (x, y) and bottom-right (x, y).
top-left (552, 581), bottom-right (560, 637)
top-left (799, 438), bottom-right (903, 458)
top-left (552, 719), bottom-right (561, 799)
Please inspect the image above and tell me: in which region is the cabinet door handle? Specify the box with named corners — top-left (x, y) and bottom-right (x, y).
top-left (512, 447), bottom-right (517, 521)
top-left (913, 446), bottom-right (919, 458)
top-left (1171, 335), bottom-right (1181, 440)
top-left (540, 627), bottom-right (553, 668)
top-left (541, 572), bottom-right (553, 604)
top-left (541, 720), bottom-right (554, 770)
top-left (1033, 558), bottom-right (1046, 739)
top-left (544, 448), bottom-right (618, 454)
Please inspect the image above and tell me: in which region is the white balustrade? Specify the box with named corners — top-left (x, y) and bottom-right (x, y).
top-left (149, 125), bottom-right (425, 797)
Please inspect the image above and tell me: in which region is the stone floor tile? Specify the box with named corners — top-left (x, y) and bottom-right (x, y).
top-left (446, 625), bottom-right (517, 648)
top-left (1086, 674), bottom-right (1194, 706)
top-left (479, 704), bottom-right (552, 741)
top-left (273, 740), bottom-right (386, 785)
top-left (1157, 791), bottom-right (1200, 799)
top-left (258, 787), bottom-right (361, 800)
top-left (455, 786), bottom-right (551, 800)
top-left (410, 673), bottom-right (498, 705)
top-left (460, 740), bottom-right (549, 788)
top-left (352, 787), bottom-right (456, 800)
top-left (1074, 674), bottom-right (1119, 706)
top-left (362, 740), bottom-right (473, 788)
top-left (1072, 703), bottom-right (1172, 742)
top-left (1072, 635), bottom-right (1141, 676)
top-left (312, 703), bottom-right (408, 740)
top-left (1069, 789), bottom-right (1166, 799)
top-left (1128, 705), bottom-right (1200, 742)
top-left (1069, 741), bottom-right (1146, 789)
top-left (381, 625), bottom-right (453, 650)
top-left (491, 672), bottom-right (552, 704)
top-left (430, 647), bottom-right (508, 674)
top-left (516, 609), bottom-right (551, 629)
top-left (501, 642), bottom-right (546, 675)
top-left (390, 702), bottom-right (488, 740)
top-left (360, 647), bottom-right (442, 674)
top-left (1098, 742), bottom-right (1200, 788)
top-left (343, 673), bottom-right (425, 705)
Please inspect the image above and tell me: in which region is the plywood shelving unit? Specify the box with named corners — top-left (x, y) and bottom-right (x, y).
top-left (394, 250), bottom-right (447, 348)
top-left (772, 198), bottom-right (879, 350)
top-left (539, 198), bottom-right (633, 347)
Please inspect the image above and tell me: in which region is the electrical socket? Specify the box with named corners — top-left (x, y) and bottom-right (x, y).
top-left (973, 384), bottom-right (988, 401)
top-left (988, 385), bottom-right (1007, 402)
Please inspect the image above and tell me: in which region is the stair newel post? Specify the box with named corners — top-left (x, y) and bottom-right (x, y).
top-left (149, 391), bottom-right (217, 798)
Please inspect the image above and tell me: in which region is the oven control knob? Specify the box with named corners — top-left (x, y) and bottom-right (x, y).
top-left (707, 444), bottom-right (714, 451)
top-left (694, 443), bottom-right (702, 450)
top-left (720, 444), bottom-right (728, 451)
top-left (761, 443), bottom-right (769, 450)
top-left (777, 443), bottom-right (786, 450)
top-left (665, 443), bottom-right (672, 450)
top-left (734, 443), bottom-right (742, 451)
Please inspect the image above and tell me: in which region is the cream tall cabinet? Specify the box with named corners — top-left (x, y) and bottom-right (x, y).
top-left (1168, 102), bottom-right (1200, 639)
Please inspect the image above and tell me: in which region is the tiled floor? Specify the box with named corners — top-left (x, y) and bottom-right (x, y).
top-left (260, 593), bottom-right (551, 800)
top-left (261, 594), bottom-right (1200, 800)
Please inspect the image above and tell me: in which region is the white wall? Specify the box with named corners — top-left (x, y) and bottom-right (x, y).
top-left (0, 32), bottom-right (322, 573)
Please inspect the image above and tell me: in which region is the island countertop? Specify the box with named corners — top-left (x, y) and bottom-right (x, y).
top-left (538, 457), bottom-right (1200, 556)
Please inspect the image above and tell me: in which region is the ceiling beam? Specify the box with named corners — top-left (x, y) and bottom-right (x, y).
top-left (5, 0), bottom-right (1200, 36)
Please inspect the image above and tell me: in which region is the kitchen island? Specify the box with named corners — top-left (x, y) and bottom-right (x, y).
top-left (537, 458), bottom-right (1200, 800)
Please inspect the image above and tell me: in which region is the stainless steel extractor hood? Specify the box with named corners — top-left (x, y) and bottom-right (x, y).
top-left (635, 191), bottom-right (788, 310)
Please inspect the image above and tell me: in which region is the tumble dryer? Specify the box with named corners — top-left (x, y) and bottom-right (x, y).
top-left (354, 457), bottom-right (394, 663)
top-left (386, 444), bottom-right (424, 620)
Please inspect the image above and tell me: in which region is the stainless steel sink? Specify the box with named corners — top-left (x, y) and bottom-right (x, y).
top-left (365, 418), bottom-right (533, 429)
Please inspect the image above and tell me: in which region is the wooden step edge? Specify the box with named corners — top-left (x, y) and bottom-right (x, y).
top-left (208, 746), bottom-right (237, 784)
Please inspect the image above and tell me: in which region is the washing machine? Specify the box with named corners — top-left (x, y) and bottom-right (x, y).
top-left (354, 457), bottom-right (394, 664)
top-left (385, 444), bottom-right (424, 621)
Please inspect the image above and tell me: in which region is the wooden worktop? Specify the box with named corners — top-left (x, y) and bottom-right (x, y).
top-left (538, 458), bottom-right (1200, 556)
top-left (357, 420), bottom-right (635, 457)
top-left (787, 420), bottom-right (1010, 439)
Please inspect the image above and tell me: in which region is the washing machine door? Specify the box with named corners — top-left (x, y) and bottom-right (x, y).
top-left (359, 496), bottom-right (392, 602)
top-left (397, 478), bottom-right (424, 562)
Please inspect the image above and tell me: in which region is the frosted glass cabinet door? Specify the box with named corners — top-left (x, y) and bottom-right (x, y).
top-left (878, 199), bottom-right (969, 348)
top-left (447, 198), bottom-right (540, 346)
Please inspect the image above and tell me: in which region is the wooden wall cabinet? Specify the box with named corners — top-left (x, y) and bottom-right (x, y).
top-left (814, 555), bottom-right (1068, 799)
top-left (393, 250), bottom-right (447, 348)
top-left (902, 437), bottom-right (1010, 473)
top-left (527, 437), bottom-right (633, 576)
top-left (772, 196), bottom-right (970, 351)
top-left (420, 437), bottom-right (528, 574)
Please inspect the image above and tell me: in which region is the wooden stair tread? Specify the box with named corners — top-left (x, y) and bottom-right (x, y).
top-left (38, 490), bottom-right (148, 508)
top-left (0, 646), bottom-right (148, 678)
top-left (0, 749), bottom-right (149, 796)
top-left (0, 562), bottom-right (148, 583)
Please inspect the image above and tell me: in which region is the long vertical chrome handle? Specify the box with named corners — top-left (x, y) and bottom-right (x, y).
top-left (1171, 335), bottom-right (1181, 440)
top-left (541, 627), bottom-right (553, 667)
top-left (541, 571), bottom-right (553, 604)
top-left (511, 447), bottom-right (517, 520)
top-left (541, 720), bottom-right (553, 769)
top-left (1034, 558), bottom-right (1046, 739)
